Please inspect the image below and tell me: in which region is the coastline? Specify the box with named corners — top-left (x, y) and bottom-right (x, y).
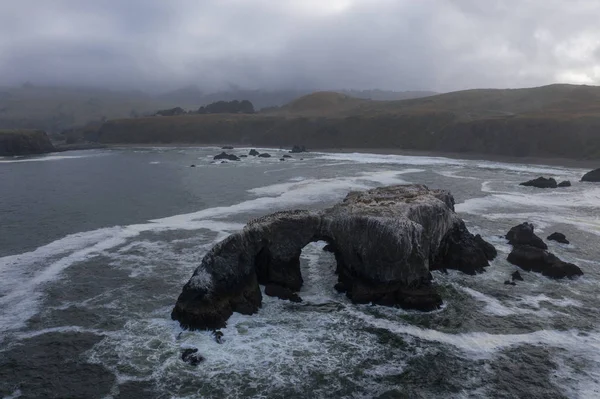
top-left (105, 143), bottom-right (600, 170)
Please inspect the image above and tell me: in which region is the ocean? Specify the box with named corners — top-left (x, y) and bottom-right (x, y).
top-left (1, 147), bottom-right (599, 398)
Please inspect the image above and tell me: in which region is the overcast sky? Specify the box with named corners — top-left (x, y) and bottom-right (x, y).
top-left (0, 0), bottom-right (599, 92)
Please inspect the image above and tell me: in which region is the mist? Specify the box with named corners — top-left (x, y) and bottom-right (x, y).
top-left (1, 0), bottom-right (599, 92)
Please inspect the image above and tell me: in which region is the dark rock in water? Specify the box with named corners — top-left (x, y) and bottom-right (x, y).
top-left (214, 152), bottom-right (240, 161)
top-left (581, 168), bottom-right (600, 182)
top-left (212, 330), bottom-right (224, 344)
top-left (265, 284), bottom-right (302, 303)
top-left (280, 158), bottom-right (285, 161)
top-left (323, 243), bottom-right (336, 253)
top-left (220, 161), bottom-right (227, 164)
top-left (258, 153), bottom-right (271, 158)
top-left (430, 222), bottom-right (493, 275)
top-left (290, 145), bottom-right (307, 153)
top-left (283, 155), bottom-right (292, 158)
top-left (171, 185), bottom-right (495, 330)
top-left (239, 154), bottom-right (248, 158)
top-left (547, 232), bottom-right (569, 244)
top-left (181, 348), bottom-right (205, 366)
top-left (504, 280), bottom-right (516, 286)
top-left (334, 282), bottom-right (347, 293)
top-left (507, 245), bottom-right (583, 279)
top-left (519, 177), bottom-right (557, 189)
top-left (249, 149), bottom-right (260, 156)
top-left (505, 222), bottom-right (547, 250)
top-left (221, 146), bottom-right (234, 149)
top-left (557, 180), bottom-right (571, 187)
top-left (190, 164), bottom-right (196, 167)
top-left (474, 234), bottom-right (498, 260)
top-left (511, 270), bottom-right (524, 281)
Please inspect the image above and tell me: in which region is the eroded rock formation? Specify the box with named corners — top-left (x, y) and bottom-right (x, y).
top-left (172, 185), bottom-right (496, 330)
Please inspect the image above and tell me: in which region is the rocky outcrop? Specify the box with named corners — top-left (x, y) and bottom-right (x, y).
top-left (290, 145), bottom-right (307, 153)
top-left (172, 185), bottom-right (496, 330)
top-left (213, 152), bottom-right (240, 161)
top-left (0, 129), bottom-right (55, 156)
top-left (519, 177), bottom-right (557, 189)
top-left (507, 245), bottom-right (583, 279)
top-left (249, 149), bottom-right (260, 156)
top-left (505, 223), bottom-right (582, 279)
top-left (557, 180), bottom-right (571, 187)
top-left (547, 232), bottom-right (569, 244)
top-left (181, 348), bottom-right (204, 366)
top-left (505, 222), bottom-right (547, 250)
top-left (258, 153), bottom-right (271, 158)
top-left (581, 168), bottom-right (600, 182)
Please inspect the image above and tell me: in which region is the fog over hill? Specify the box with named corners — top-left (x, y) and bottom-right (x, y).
top-left (0, 84), bottom-right (435, 132)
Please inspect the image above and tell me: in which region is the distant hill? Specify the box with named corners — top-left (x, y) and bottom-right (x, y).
top-left (96, 84), bottom-right (600, 160)
top-left (0, 85), bottom-right (437, 132)
top-left (270, 92), bottom-right (368, 116)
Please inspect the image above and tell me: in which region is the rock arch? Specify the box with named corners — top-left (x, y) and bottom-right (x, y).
top-left (171, 185), bottom-right (496, 330)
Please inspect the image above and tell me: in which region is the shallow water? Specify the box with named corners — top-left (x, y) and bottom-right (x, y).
top-left (1, 147), bottom-right (599, 398)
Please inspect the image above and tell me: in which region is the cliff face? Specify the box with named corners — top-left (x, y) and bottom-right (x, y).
top-left (172, 185), bottom-right (495, 330)
top-left (0, 130), bottom-right (55, 156)
top-left (96, 113), bottom-right (600, 160)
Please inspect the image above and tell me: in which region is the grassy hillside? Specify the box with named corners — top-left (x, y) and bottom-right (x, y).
top-left (96, 84), bottom-right (600, 160)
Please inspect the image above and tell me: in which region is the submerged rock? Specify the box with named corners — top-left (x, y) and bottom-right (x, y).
top-left (507, 245), bottom-right (583, 279)
top-left (249, 149), bottom-right (260, 156)
top-left (504, 280), bottom-right (516, 286)
top-left (547, 232), bottom-right (569, 244)
top-left (214, 152), bottom-right (240, 161)
top-left (581, 168), bottom-right (600, 182)
top-left (519, 177), bottom-right (557, 189)
top-left (505, 222), bottom-right (547, 250)
top-left (283, 155), bottom-right (292, 158)
top-left (171, 185), bottom-right (496, 330)
top-left (258, 153), bottom-right (271, 158)
top-left (557, 180), bottom-right (571, 187)
top-left (212, 330), bottom-right (224, 344)
top-left (181, 348), bottom-right (205, 366)
top-left (511, 270), bottom-right (524, 281)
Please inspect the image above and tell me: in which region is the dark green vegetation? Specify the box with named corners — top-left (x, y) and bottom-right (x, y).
top-left (0, 129), bottom-right (55, 156)
top-left (97, 84), bottom-right (600, 159)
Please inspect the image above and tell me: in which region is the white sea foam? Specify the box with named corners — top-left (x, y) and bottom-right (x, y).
top-left (0, 154), bottom-right (95, 163)
top-left (460, 287), bottom-right (581, 318)
top-left (316, 152), bottom-right (466, 166)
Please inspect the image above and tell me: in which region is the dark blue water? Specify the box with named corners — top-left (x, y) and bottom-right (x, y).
top-left (1, 147), bottom-right (599, 398)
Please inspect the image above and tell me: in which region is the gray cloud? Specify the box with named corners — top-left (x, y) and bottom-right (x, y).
top-left (1, 0), bottom-right (599, 92)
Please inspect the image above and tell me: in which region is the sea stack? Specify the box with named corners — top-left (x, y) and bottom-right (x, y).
top-left (172, 185), bottom-right (496, 330)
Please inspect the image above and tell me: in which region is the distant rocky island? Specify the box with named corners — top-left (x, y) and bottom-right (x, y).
top-left (0, 129), bottom-right (55, 156)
